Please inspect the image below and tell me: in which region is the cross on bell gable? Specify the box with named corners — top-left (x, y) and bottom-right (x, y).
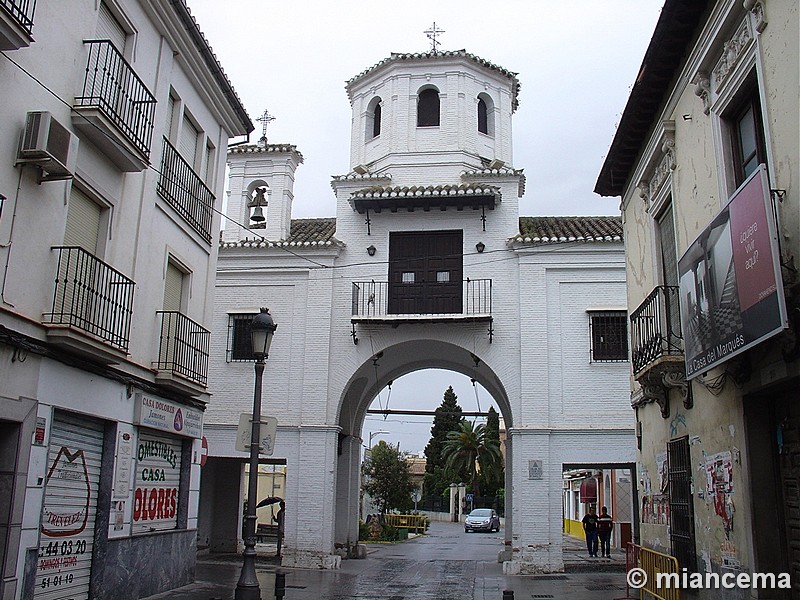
top-left (256, 109), bottom-right (276, 144)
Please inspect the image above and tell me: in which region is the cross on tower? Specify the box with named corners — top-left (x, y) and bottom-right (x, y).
top-left (256, 109), bottom-right (275, 142)
top-left (424, 22), bottom-right (445, 54)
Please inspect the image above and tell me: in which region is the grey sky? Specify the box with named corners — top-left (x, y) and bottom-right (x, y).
top-left (187, 0), bottom-right (662, 453)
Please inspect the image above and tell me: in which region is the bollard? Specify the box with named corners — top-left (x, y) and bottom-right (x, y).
top-left (274, 571), bottom-right (286, 599)
top-left (502, 591), bottom-right (514, 599)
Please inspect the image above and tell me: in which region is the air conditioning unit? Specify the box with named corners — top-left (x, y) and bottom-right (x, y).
top-left (16, 111), bottom-right (78, 181)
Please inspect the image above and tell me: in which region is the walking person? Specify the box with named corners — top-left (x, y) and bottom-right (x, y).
top-left (581, 506), bottom-right (599, 557)
top-left (597, 506), bottom-right (613, 558)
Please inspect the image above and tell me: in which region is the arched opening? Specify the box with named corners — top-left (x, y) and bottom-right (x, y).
top-left (246, 183), bottom-right (269, 228)
top-left (334, 340), bottom-right (513, 553)
top-left (365, 96), bottom-right (382, 140)
top-left (477, 93), bottom-right (494, 136)
top-left (417, 87), bottom-right (440, 127)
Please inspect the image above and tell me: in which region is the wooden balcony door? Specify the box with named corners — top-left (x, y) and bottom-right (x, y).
top-left (388, 230), bottom-right (463, 315)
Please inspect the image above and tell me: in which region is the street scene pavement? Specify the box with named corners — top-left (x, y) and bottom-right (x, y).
top-left (144, 521), bottom-right (631, 600)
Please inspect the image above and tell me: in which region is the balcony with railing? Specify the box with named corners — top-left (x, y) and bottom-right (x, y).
top-left (157, 138), bottom-right (214, 243)
top-left (629, 285), bottom-right (691, 417)
top-left (351, 278), bottom-right (493, 343)
top-left (153, 311), bottom-right (210, 394)
top-left (0, 0), bottom-right (35, 50)
top-left (43, 246), bottom-right (135, 362)
top-left (72, 39), bottom-right (156, 172)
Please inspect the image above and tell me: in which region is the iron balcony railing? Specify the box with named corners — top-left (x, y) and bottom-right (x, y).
top-left (1, 0), bottom-right (36, 33)
top-left (155, 311), bottom-right (210, 387)
top-left (630, 285), bottom-right (683, 373)
top-left (157, 137), bottom-right (214, 243)
top-left (45, 246), bottom-right (135, 352)
top-left (351, 279), bottom-right (492, 318)
top-left (75, 39), bottom-right (156, 158)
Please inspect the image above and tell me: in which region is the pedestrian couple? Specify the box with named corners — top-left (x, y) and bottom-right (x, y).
top-left (581, 506), bottom-right (613, 558)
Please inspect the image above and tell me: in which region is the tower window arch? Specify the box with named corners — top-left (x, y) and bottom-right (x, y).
top-left (366, 97), bottom-right (382, 140)
top-left (417, 87), bottom-right (440, 127)
top-left (477, 93), bottom-right (495, 136)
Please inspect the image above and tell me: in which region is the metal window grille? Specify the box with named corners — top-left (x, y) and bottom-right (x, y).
top-left (227, 314), bottom-right (255, 362)
top-left (589, 311), bottom-right (628, 362)
top-left (155, 311), bottom-right (210, 386)
top-left (667, 436), bottom-right (697, 571)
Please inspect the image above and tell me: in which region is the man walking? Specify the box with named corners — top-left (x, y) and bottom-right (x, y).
top-left (597, 506), bottom-right (613, 558)
top-left (582, 506), bottom-right (599, 557)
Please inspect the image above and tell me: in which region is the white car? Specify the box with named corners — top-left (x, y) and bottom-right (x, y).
top-left (464, 508), bottom-right (500, 533)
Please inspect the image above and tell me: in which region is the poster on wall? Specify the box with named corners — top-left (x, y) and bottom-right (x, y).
top-left (678, 165), bottom-right (787, 379)
top-left (132, 432), bottom-right (182, 534)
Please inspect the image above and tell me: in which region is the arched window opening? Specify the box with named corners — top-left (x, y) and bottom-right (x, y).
top-left (417, 88), bottom-right (440, 127)
top-left (366, 97), bottom-right (382, 141)
top-left (478, 98), bottom-right (488, 134)
top-left (248, 186), bottom-right (268, 228)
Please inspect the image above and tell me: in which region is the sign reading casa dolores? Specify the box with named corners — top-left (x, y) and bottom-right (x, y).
top-left (134, 393), bottom-right (202, 438)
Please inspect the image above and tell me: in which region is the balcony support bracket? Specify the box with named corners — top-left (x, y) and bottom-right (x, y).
top-left (636, 361), bottom-right (692, 419)
top-left (351, 323), bottom-right (359, 345)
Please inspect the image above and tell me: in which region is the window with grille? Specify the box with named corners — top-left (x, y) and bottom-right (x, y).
top-left (589, 311), bottom-right (628, 362)
top-left (227, 313), bottom-right (255, 361)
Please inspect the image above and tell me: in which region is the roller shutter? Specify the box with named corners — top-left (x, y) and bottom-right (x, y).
top-left (64, 187), bottom-right (100, 254)
top-left (35, 412), bottom-right (104, 600)
top-left (97, 2), bottom-right (126, 52)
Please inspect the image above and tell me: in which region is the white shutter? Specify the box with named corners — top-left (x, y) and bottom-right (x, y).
top-left (167, 95), bottom-right (176, 141)
top-left (132, 432), bottom-right (183, 534)
top-left (97, 2), bottom-right (126, 52)
top-left (163, 262), bottom-right (183, 312)
top-left (179, 115), bottom-right (199, 167)
top-left (65, 187), bottom-right (101, 255)
top-left (35, 413), bottom-right (104, 600)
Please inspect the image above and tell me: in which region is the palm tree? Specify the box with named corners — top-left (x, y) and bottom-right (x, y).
top-left (441, 420), bottom-right (502, 496)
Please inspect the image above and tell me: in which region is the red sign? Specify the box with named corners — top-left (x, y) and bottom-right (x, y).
top-left (200, 436), bottom-right (208, 467)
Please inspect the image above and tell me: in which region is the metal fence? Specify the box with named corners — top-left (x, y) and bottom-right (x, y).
top-left (629, 285), bottom-right (683, 373)
top-left (75, 39), bottom-right (156, 158)
top-left (639, 546), bottom-right (681, 600)
top-left (351, 278), bottom-right (492, 318)
top-left (155, 311), bottom-right (210, 387)
top-left (157, 137), bottom-right (214, 243)
top-left (45, 246), bottom-right (135, 352)
top-left (1, 0), bottom-right (36, 33)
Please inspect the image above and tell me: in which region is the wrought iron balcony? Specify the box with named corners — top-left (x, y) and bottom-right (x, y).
top-left (73, 40), bottom-right (156, 170)
top-left (630, 285), bottom-right (691, 418)
top-left (630, 285), bottom-right (683, 373)
top-left (352, 279), bottom-right (492, 320)
top-left (154, 311), bottom-right (210, 389)
top-left (157, 137), bottom-right (214, 243)
top-left (0, 0), bottom-right (35, 40)
top-left (44, 246), bottom-right (135, 354)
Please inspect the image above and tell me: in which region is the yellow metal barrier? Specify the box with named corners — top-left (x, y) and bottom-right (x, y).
top-left (384, 514), bottom-right (428, 533)
top-left (639, 547), bottom-right (680, 600)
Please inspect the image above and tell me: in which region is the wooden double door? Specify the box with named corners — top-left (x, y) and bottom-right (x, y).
top-left (388, 230), bottom-right (463, 315)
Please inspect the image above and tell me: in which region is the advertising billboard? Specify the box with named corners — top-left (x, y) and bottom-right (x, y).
top-left (678, 165), bottom-right (787, 379)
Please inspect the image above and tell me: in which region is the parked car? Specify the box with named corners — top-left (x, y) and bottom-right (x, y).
top-left (464, 508), bottom-right (500, 533)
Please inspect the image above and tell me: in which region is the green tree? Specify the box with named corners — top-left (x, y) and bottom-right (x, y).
top-left (362, 440), bottom-right (415, 514)
top-left (478, 407), bottom-right (505, 497)
top-left (442, 419), bottom-right (501, 496)
top-left (423, 386), bottom-right (464, 496)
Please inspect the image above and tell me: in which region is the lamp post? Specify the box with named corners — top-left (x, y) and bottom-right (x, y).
top-left (368, 430), bottom-right (389, 449)
top-left (235, 308), bottom-right (277, 600)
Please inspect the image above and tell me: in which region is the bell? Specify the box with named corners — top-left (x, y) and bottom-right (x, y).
top-left (251, 206), bottom-right (265, 222)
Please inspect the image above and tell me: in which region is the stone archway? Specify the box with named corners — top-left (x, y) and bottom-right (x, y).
top-left (332, 339), bottom-right (514, 556)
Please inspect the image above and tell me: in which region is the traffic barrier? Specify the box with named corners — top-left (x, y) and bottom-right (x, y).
top-left (384, 513), bottom-right (428, 533)
top-left (639, 547), bottom-right (680, 600)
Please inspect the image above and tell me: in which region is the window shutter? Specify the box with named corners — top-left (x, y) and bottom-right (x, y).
top-left (163, 262), bottom-right (183, 312)
top-left (97, 2), bottom-right (126, 52)
top-left (64, 187), bottom-right (101, 254)
top-left (167, 95), bottom-right (176, 141)
top-left (179, 115), bottom-right (199, 167)
top-left (657, 204), bottom-right (678, 288)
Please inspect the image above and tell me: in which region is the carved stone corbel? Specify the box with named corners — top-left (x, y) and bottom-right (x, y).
top-left (693, 73), bottom-right (711, 114)
top-left (638, 180), bottom-right (651, 210)
top-left (743, 0), bottom-right (767, 33)
top-left (663, 369), bottom-right (693, 410)
top-left (642, 382), bottom-right (670, 419)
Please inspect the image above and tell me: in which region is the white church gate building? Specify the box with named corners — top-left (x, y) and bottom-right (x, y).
top-left (201, 49), bottom-right (634, 573)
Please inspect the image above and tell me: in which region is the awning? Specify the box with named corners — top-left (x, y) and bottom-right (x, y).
top-left (579, 478), bottom-right (597, 503)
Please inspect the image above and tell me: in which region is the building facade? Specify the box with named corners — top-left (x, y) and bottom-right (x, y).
top-left (0, 1), bottom-right (251, 598)
top-left (596, 0), bottom-right (798, 594)
top-left (203, 49), bottom-right (635, 573)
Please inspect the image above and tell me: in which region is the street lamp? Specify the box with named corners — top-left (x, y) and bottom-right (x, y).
top-left (235, 308), bottom-right (277, 600)
top-left (368, 430), bottom-right (390, 448)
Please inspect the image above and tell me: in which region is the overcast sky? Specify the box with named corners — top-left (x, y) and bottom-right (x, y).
top-left (187, 0), bottom-right (663, 454)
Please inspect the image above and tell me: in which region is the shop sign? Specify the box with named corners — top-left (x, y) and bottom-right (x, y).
top-left (134, 393), bottom-right (202, 438)
top-left (132, 432), bottom-right (182, 534)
